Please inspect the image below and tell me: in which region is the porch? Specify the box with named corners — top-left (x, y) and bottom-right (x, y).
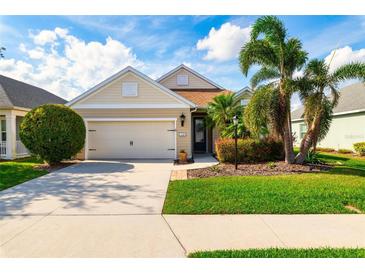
top-left (191, 111), bottom-right (218, 155)
top-left (0, 109), bottom-right (30, 160)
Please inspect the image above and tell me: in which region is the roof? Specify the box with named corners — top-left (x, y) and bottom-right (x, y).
top-left (0, 74), bottom-right (66, 109)
top-left (292, 82), bottom-right (365, 121)
top-left (156, 64), bottom-right (224, 90)
top-left (235, 86), bottom-right (252, 97)
top-left (175, 89), bottom-right (232, 108)
top-left (67, 66), bottom-right (196, 108)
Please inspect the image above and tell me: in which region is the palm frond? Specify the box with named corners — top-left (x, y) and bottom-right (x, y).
top-left (250, 66), bottom-right (280, 89)
top-left (250, 16), bottom-right (287, 44)
top-left (332, 62), bottom-right (365, 83)
top-left (239, 40), bottom-right (278, 75)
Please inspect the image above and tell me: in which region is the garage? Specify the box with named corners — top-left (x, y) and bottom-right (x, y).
top-left (86, 119), bottom-right (176, 159)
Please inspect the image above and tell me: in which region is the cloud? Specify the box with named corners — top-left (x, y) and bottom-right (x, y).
top-left (196, 22), bottom-right (251, 61)
top-left (0, 27), bottom-right (142, 100)
top-left (325, 46), bottom-right (365, 72)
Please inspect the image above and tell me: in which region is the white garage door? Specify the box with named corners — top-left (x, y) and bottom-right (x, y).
top-left (87, 120), bottom-right (176, 159)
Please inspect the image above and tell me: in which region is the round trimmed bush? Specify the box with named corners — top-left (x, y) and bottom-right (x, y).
top-left (20, 104), bottom-right (86, 164)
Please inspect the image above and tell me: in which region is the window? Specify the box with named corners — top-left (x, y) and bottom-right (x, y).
top-left (299, 123), bottom-right (307, 139)
top-left (122, 82), bottom-right (138, 97)
top-left (240, 99), bottom-right (249, 106)
top-left (0, 119), bottom-right (6, 142)
top-left (177, 74), bottom-right (188, 86)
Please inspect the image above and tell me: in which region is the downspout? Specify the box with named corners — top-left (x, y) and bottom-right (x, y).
top-left (190, 107), bottom-right (198, 161)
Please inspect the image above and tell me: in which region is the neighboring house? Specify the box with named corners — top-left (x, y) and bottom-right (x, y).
top-left (0, 75), bottom-right (67, 159)
top-left (235, 86), bottom-right (253, 107)
top-left (291, 82), bottom-right (365, 151)
top-left (67, 64), bottom-right (231, 160)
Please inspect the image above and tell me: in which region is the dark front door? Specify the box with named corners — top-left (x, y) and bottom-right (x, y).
top-left (193, 117), bottom-right (206, 152)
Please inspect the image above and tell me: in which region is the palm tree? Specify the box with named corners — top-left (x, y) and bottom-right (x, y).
top-left (0, 46), bottom-right (5, 58)
top-left (294, 59), bottom-right (365, 164)
top-left (239, 16), bottom-right (307, 163)
top-left (207, 93), bottom-right (243, 137)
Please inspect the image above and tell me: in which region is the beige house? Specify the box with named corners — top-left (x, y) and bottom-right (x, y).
top-left (0, 75), bottom-right (66, 159)
top-left (67, 64), bottom-right (231, 160)
top-left (292, 82), bottom-right (365, 151)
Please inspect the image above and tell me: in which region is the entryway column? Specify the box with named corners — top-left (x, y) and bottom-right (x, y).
top-left (5, 111), bottom-right (16, 159)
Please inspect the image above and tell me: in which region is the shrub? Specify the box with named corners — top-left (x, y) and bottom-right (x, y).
top-left (305, 150), bottom-right (323, 164)
top-left (337, 149), bottom-right (353, 154)
top-left (20, 104), bottom-right (86, 165)
top-left (316, 147), bottom-right (335, 153)
top-left (353, 142), bottom-right (365, 156)
top-left (215, 138), bottom-right (284, 163)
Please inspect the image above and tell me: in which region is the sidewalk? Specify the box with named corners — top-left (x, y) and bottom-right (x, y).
top-left (164, 214), bottom-right (365, 254)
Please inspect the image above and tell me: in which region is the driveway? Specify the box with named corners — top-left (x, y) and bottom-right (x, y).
top-left (0, 160), bottom-right (185, 257)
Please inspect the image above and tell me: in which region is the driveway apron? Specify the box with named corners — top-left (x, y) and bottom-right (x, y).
top-left (0, 160), bottom-right (185, 257)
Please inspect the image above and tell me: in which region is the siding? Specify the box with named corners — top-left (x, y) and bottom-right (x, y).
top-left (292, 112), bottom-right (365, 150)
top-left (76, 72), bottom-right (179, 106)
top-left (75, 108), bottom-right (192, 159)
top-left (159, 68), bottom-right (216, 90)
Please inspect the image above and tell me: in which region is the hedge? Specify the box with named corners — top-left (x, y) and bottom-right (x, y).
top-left (353, 142), bottom-right (365, 156)
top-left (20, 104), bottom-right (86, 164)
top-left (215, 138), bottom-right (284, 163)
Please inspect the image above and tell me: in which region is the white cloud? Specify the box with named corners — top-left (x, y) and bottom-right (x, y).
top-left (32, 29), bottom-right (58, 45)
top-left (0, 27), bottom-right (142, 100)
top-left (196, 22), bottom-right (251, 61)
top-left (325, 46), bottom-right (365, 72)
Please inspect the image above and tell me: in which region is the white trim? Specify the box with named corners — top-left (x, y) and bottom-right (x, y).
top-left (85, 117), bottom-right (177, 122)
top-left (66, 66), bottom-right (196, 108)
top-left (235, 86), bottom-right (252, 97)
top-left (157, 64), bottom-right (224, 90)
top-left (72, 103), bottom-right (190, 109)
top-left (84, 117), bottom-right (177, 160)
top-left (292, 108), bottom-right (365, 122)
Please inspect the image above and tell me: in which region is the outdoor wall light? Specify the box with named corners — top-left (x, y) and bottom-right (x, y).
top-left (180, 113), bottom-right (186, 127)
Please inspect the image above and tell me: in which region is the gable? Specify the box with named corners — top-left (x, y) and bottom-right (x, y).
top-left (68, 67), bottom-right (195, 109)
top-left (159, 67), bottom-right (219, 90)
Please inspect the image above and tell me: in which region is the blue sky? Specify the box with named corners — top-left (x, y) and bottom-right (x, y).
top-left (1, 15), bottom-right (365, 108)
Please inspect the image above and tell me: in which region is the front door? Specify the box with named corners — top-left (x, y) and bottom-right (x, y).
top-left (193, 117), bottom-right (206, 152)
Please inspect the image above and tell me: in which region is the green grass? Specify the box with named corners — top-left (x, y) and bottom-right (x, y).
top-left (189, 247), bottom-right (365, 258)
top-left (163, 153), bottom-right (365, 214)
top-left (0, 157), bottom-right (48, 191)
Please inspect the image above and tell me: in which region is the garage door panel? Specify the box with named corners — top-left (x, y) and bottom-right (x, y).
top-left (87, 121), bottom-right (175, 159)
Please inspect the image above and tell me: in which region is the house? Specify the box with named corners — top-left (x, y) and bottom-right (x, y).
top-left (235, 86), bottom-right (253, 106)
top-left (0, 75), bottom-right (67, 159)
top-left (291, 82), bottom-right (365, 151)
top-left (67, 64), bottom-right (232, 160)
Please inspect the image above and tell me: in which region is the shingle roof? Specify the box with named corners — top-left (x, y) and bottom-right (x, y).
top-left (0, 74), bottom-right (67, 109)
top-left (292, 82), bottom-right (365, 120)
top-left (174, 89), bottom-right (233, 108)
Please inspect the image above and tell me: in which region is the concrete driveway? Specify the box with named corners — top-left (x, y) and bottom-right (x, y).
top-left (0, 160), bottom-right (185, 257)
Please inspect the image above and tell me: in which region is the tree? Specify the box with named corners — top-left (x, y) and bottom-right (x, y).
top-left (207, 93), bottom-right (243, 137)
top-left (20, 104), bottom-right (86, 165)
top-left (239, 16), bottom-right (307, 163)
top-left (0, 46), bottom-right (5, 58)
top-left (294, 59), bottom-right (365, 164)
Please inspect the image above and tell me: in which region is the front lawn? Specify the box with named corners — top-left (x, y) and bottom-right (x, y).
top-left (163, 153), bottom-right (365, 214)
top-left (0, 157), bottom-right (48, 191)
top-left (189, 247), bottom-right (365, 258)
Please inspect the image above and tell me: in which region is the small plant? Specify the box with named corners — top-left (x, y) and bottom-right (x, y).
top-left (353, 142), bottom-right (365, 156)
top-left (305, 150), bottom-right (323, 165)
top-left (267, 162), bottom-right (277, 169)
top-left (209, 165), bottom-right (220, 173)
top-left (337, 149), bottom-right (353, 154)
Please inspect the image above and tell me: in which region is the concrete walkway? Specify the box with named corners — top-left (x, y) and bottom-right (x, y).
top-left (164, 214), bottom-right (365, 254)
top-left (1, 159), bottom-right (364, 257)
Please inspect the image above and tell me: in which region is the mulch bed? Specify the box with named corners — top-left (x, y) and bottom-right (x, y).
top-left (188, 161), bottom-right (331, 179)
top-left (33, 160), bottom-right (80, 173)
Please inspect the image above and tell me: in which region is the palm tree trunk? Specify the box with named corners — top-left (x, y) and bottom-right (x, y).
top-left (294, 114), bottom-right (321, 164)
top-left (283, 114), bottom-right (295, 163)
